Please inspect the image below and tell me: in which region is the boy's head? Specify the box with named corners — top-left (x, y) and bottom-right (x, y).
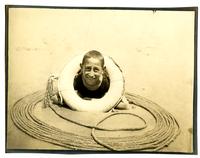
top-left (80, 50), bottom-right (105, 91)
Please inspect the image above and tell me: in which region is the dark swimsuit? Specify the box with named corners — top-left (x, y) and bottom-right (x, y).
top-left (73, 72), bottom-right (110, 98)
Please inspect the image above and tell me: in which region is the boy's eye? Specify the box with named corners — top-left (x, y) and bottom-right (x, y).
top-left (85, 67), bottom-right (91, 71)
top-left (94, 68), bottom-right (99, 72)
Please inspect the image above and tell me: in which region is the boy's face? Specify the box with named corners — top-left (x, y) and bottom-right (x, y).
top-left (81, 57), bottom-right (104, 91)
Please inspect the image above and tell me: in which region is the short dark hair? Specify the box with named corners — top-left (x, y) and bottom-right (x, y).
top-left (82, 50), bottom-right (104, 67)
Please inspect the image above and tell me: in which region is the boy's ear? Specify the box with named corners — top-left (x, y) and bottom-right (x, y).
top-left (80, 63), bottom-right (83, 73)
top-left (103, 66), bottom-right (106, 71)
top-left (103, 66), bottom-right (109, 76)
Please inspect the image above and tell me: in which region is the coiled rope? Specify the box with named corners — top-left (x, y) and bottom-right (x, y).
top-left (10, 90), bottom-right (180, 151)
top-left (49, 104), bottom-right (147, 131)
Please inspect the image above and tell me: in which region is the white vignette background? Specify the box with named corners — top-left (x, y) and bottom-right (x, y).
top-left (1, 0), bottom-right (200, 158)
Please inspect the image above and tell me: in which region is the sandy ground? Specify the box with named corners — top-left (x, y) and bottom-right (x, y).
top-left (7, 53), bottom-right (192, 152)
top-left (6, 8), bottom-right (195, 153)
top-left (7, 92), bottom-right (193, 153)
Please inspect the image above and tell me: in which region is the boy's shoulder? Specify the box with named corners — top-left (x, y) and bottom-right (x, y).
top-left (73, 72), bottom-right (83, 89)
top-left (101, 72), bottom-right (110, 90)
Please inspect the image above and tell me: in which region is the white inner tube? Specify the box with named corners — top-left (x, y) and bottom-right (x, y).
top-left (58, 55), bottom-right (125, 112)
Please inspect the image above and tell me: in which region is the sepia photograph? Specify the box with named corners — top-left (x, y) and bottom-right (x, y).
top-left (5, 5), bottom-right (197, 154)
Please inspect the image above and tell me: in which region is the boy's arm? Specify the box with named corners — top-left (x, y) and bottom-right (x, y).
top-left (115, 95), bottom-right (134, 110)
